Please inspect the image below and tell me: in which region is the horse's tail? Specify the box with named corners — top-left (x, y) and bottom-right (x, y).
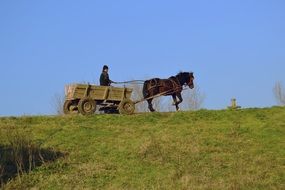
top-left (142, 81), bottom-right (149, 98)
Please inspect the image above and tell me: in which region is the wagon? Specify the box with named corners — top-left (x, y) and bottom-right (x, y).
top-left (63, 84), bottom-right (135, 115)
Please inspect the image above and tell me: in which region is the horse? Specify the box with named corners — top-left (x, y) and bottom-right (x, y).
top-left (142, 72), bottom-right (194, 112)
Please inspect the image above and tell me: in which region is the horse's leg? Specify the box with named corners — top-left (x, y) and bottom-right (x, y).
top-left (176, 93), bottom-right (183, 104)
top-left (175, 93), bottom-right (183, 111)
top-left (172, 94), bottom-right (177, 105)
top-left (147, 98), bottom-right (155, 112)
top-left (172, 94), bottom-right (179, 111)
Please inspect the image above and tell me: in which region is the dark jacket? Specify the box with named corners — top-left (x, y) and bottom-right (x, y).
top-left (100, 72), bottom-right (112, 86)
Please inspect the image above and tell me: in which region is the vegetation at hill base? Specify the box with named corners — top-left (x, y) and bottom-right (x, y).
top-left (0, 107), bottom-right (284, 189)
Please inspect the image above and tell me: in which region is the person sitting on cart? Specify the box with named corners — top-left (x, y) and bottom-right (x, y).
top-left (100, 65), bottom-right (114, 86)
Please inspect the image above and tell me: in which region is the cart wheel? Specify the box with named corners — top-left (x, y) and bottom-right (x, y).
top-left (119, 99), bottom-right (135, 115)
top-left (63, 100), bottom-right (78, 114)
top-left (78, 98), bottom-right (96, 115)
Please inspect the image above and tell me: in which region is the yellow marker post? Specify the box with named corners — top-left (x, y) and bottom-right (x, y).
top-left (228, 98), bottom-right (241, 109)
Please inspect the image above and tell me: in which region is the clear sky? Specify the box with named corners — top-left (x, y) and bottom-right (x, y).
top-left (0, 0), bottom-right (284, 116)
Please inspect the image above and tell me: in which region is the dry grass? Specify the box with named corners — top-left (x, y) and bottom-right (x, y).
top-left (0, 122), bottom-right (65, 188)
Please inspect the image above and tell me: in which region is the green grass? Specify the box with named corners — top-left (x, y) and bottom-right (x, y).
top-left (0, 107), bottom-right (284, 189)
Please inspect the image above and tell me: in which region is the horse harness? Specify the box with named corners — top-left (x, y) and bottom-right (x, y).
top-left (146, 76), bottom-right (182, 94)
top-left (169, 77), bottom-right (182, 93)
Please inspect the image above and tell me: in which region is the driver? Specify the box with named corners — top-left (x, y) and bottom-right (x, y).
top-left (100, 65), bottom-right (113, 86)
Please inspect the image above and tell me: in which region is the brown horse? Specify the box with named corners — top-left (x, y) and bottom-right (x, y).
top-left (142, 72), bottom-right (194, 112)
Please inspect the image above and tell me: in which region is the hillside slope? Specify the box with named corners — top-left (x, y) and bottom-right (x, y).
top-left (0, 107), bottom-right (284, 189)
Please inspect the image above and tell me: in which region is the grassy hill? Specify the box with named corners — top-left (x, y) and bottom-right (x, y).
top-left (0, 107), bottom-right (284, 189)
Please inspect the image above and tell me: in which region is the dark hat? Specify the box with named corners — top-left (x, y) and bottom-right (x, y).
top-left (103, 65), bottom-right (109, 71)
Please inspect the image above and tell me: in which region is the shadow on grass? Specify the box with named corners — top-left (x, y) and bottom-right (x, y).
top-left (0, 145), bottom-right (66, 186)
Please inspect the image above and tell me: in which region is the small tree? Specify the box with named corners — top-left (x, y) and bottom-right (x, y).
top-left (151, 97), bottom-right (164, 112)
top-left (180, 85), bottom-right (205, 110)
top-left (128, 83), bottom-right (149, 113)
top-left (51, 92), bottom-right (65, 115)
top-left (273, 81), bottom-right (285, 106)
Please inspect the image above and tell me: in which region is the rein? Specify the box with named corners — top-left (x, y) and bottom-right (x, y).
top-left (112, 80), bottom-right (145, 84)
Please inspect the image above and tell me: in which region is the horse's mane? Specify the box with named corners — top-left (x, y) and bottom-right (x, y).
top-left (176, 71), bottom-right (193, 77)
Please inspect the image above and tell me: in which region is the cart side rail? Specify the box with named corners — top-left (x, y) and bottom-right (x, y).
top-left (65, 84), bottom-right (133, 101)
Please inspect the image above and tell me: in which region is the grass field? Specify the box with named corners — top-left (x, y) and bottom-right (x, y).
top-left (0, 107), bottom-right (284, 189)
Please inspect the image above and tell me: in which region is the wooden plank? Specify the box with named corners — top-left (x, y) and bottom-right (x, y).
top-left (121, 88), bottom-right (126, 100)
top-left (83, 84), bottom-right (91, 98)
top-left (103, 87), bottom-right (109, 99)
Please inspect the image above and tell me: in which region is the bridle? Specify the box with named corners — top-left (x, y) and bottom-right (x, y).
top-left (179, 73), bottom-right (194, 87)
top-left (187, 76), bottom-right (194, 87)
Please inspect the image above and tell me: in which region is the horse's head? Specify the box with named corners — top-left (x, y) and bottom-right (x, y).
top-left (188, 72), bottom-right (195, 89)
top-left (177, 72), bottom-right (194, 89)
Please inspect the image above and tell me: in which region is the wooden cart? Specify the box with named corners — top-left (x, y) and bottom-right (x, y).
top-left (63, 84), bottom-right (135, 115)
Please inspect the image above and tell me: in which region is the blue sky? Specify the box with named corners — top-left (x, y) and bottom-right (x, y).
top-left (0, 0), bottom-right (284, 116)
